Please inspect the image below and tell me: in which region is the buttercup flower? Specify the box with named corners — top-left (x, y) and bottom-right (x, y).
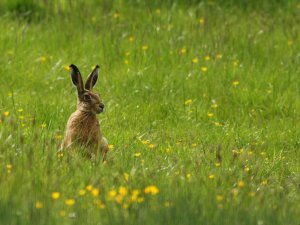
top-left (216, 195), bottom-right (224, 202)
top-left (208, 174), bottom-right (215, 179)
top-left (35, 201), bottom-right (43, 209)
top-left (65, 199), bottom-right (75, 206)
top-left (201, 67), bottom-right (208, 72)
top-left (144, 185), bottom-right (159, 195)
top-left (185, 99), bottom-right (193, 105)
top-left (51, 192), bottom-right (60, 200)
top-left (119, 186), bottom-right (128, 196)
top-left (238, 181), bottom-right (245, 188)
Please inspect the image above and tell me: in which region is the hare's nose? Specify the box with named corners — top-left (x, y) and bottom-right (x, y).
top-left (99, 103), bottom-right (105, 109)
top-left (97, 103), bottom-right (105, 113)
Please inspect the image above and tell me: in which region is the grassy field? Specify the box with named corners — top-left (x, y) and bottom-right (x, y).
top-left (0, 0), bottom-right (299, 224)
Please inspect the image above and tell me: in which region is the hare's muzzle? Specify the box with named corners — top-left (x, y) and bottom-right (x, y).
top-left (97, 103), bottom-right (105, 113)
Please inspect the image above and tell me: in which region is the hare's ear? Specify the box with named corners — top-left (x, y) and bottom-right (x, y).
top-left (85, 65), bottom-right (99, 90)
top-left (70, 64), bottom-right (84, 96)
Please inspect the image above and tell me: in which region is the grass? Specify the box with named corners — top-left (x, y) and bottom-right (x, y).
top-left (0, 0), bottom-right (299, 224)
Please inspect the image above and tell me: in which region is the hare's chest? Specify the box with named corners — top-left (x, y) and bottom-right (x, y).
top-left (68, 116), bottom-right (101, 144)
top-left (78, 120), bottom-right (100, 141)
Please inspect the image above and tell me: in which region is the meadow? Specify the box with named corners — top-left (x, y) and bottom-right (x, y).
top-left (0, 0), bottom-right (299, 224)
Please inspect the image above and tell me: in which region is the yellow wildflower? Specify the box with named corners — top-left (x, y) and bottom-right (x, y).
top-left (261, 180), bottom-right (268, 185)
top-left (91, 188), bottom-right (100, 197)
top-left (211, 103), bottom-right (218, 108)
top-left (142, 45), bottom-right (149, 51)
top-left (233, 60), bottom-right (239, 67)
top-left (184, 99), bottom-right (193, 105)
top-left (3, 111), bottom-right (9, 117)
top-left (238, 181), bottom-right (245, 188)
top-left (51, 192), bottom-right (60, 200)
top-left (204, 55), bottom-right (210, 61)
top-left (216, 54), bottom-right (222, 59)
top-left (128, 36), bottom-right (135, 42)
top-left (108, 144), bottom-right (114, 150)
top-left (192, 143), bottom-right (197, 147)
top-left (94, 199), bottom-right (105, 209)
top-left (115, 195), bottom-right (124, 204)
top-left (207, 112), bottom-right (214, 117)
top-left (132, 189), bottom-right (140, 196)
top-left (192, 57), bottom-right (199, 63)
top-left (55, 134), bottom-right (63, 140)
top-left (137, 197), bottom-right (145, 203)
top-left (142, 140), bottom-right (150, 144)
top-left (86, 185), bottom-right (93, 191)
top-left (134, 152), bottom-right (141, 157)
top-left (130, 189), bottom-right (140, 202)
top-left (215, 162), bottom-right (221, 167)
top-left (79, 189), bottom-right (86, 196)
top-left (232, 80), bottom-right (239, 87)
top-left (59, 210), bottom-right (66, 217)
top-left (6, 164), bottom-right (12, 170)
top-left (40, 56), bottom-right (46, 63)
top-left (108, 190), bottom-right (117, 199)
top-left (216, 195), bottom-right (224, 202)
top-left (248, 151), bottom-right (254, 155)
top-left (199, 17), bottom-right (205, 25)
top-left (35, 201), bottom-right (43, 209)
top-left (124, 173), bottom-right (129, 182)
top-left (63, 65), bottom-right (70, 71)
top-left (180, 47), bottom-right (187, 55)
top-left (148, 144), bottom-right (155, 149)
top-left (113, 12), bottom-right (120, 19)
top-left (119, 186), bottom-right (128, 196)
top-left (214, 122), bottom-right (222, 128)
top-left (208, 174), bottom-right (215, 179)
top-left (90, 65), bottom-right (98, 70)
top-left (244, 167), bottom-right (250, 172)
top-left (144, 185), bottom-right (159, 195)
top-left (201, 67), bottom-right (208, 72)
top-left (231, 188), bottom-right (239, 196)
top-left (65, 199), bottom-right (75, 206)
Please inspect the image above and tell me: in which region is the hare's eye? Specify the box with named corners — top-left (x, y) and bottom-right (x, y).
top-left (83, 94), bottom-right (92, 102)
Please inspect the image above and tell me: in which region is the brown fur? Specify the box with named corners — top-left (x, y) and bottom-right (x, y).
top-left (61, 65), bottom-right (108, 161)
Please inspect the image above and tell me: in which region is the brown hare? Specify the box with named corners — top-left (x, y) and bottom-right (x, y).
top-left (61, 64), bottom-right (108, 161)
